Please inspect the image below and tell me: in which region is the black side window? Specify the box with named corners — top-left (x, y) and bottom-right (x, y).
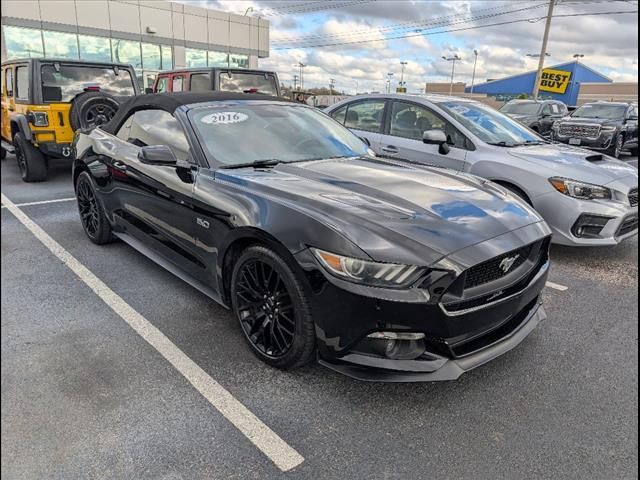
top-left (189, 73), bottom-right (210, 92)
top-left (116, 109), bottom-right (190, 161)
top-left (15, 66), bottom-right (29, 101)
top-left (541, 105), bottom-right (552, 116)
top-left (5, 68), bottom-right (13, 97)
top-left (343, 100), bottom-right (385, 133)
top-left (330, 105), bottom-right (347, 124)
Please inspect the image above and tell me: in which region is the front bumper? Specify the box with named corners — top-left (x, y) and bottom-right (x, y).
top-left (38, 142), bottom-right (73, 159)
top-left (534, 191), bottom-right (638, 246)
top-left (552, 130), bottom-right (616, 151)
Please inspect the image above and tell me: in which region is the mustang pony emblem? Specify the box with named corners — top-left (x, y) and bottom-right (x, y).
top-left (499, 254), bottom-right (520, 273)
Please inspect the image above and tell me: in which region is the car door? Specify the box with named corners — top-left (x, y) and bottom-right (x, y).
top-left (1, 66), bottom-right (15, 142)
top-left (624, 105), bottom-right (638, 147)
top-left (170, 74), bottom-right (185, 92)
top-left (378, 100), bottom-right (469, 171)
top-left (108, 108), bottom-right (206, 280)
top-left (329, 99), bottom-right (385, 151)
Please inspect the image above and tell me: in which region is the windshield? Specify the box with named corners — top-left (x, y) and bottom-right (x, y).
top-left (572, 104), bottom-right (627, 120)
top-left (439, 101), bottom-right (542, 146)
top-left (500, 102), bottom-right (541, 115)
top-left (218, 72), bottom-right (278, 96)
top-left (189, 103), bottom-right (369, 166)
top-left (41, 64), bottom-right (135, 102)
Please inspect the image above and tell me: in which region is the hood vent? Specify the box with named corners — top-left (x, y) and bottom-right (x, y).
top-left (585, 154), bottom-right (604, 162)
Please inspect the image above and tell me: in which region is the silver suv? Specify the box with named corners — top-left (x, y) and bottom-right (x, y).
top-left (326, 94), bottom-right (638, 246)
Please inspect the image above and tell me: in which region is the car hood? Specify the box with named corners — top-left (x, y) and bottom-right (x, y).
top-left (216, 157), bottom-right (543, 265)
top-left (507, 143), bottom-right (638, 185)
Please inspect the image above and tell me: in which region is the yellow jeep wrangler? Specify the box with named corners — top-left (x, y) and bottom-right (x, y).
top-left (1, 58), bottom-right (139, 182)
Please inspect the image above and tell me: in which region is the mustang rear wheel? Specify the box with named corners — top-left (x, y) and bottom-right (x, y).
top-left (76, 171), bottom-right (113, 244)
top-left (231, 245), bottom-right (315, 369)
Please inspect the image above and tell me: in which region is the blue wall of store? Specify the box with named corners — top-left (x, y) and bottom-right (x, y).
top-left (466, 61), bottom-right (611, 105)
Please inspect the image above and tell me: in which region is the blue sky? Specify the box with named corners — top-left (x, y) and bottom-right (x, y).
top-left (188, 0), bottom-right (639, 94)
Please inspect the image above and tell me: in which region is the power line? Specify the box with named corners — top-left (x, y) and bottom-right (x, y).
top-left (273, 9), bottom-right (638, 49)
top-left (258, 0), bottom-right (373, 17)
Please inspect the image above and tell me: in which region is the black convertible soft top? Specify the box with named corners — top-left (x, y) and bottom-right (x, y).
top-left (101, 92), bottom-right (291, 134)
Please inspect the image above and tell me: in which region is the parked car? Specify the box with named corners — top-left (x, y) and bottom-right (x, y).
top-left (1, 58), bottom-right (139, 182)
top-left (326, 94), bottom-right (638, 246)
top-left (72, 92), bottom-right (552, 381)
top-left (149, 68), bottom-right (280, 96)
top-left (499, 99), bottom-right (568, 136)
top-left (551, 101), bottom-right (639, 158)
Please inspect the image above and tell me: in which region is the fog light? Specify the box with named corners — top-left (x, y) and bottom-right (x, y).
top-left (571, 214), bottom-right (613, 238)
top-left (367, 332), bottom-right (426, 360)
top-left (367, 331), bottom-right (425, 340)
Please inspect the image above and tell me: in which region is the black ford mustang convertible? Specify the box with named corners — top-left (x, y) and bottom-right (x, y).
top-left (72, 92), bottom-right (552, 382)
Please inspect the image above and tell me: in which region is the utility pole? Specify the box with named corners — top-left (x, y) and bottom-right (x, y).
top-left (442, 54), bottom-right (461, 95)
top-left (329, 78), bottom-right (335, 95)
top-left (470, 49), bottom-right (479, 95)
top-left (532, 0), bottom-right (555, 100)
top-left (297, 62), bottom-right (306, 90)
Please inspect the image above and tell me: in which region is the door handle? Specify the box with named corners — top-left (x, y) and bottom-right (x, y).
top-left (112, 160), bottom-right (127, 171)
top-left (381, 145), bottom-right (399, 155)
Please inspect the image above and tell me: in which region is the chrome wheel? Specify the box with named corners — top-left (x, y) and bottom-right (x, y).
top-left (234, 259), bottom-right (296, 359)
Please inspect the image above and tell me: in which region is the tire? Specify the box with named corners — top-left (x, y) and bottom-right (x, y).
top-left (608, 134), bottom-right (624, 158)
top-left (13, 132), bottom-right (47, 182)
top-left (75, 171), bottom-right (113, 244)
top-left (69, 91), bottom-right (120, 131)
top-left (1, 146), bottom-right (6, 160)
top-left (230, 245), bottom-right (316, 369)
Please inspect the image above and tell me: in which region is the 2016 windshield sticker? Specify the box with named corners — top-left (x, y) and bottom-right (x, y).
top-left (200, 112), bottom-right (249, 125)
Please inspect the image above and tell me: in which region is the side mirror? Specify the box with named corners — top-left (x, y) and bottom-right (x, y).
top-left (145, 87), bottom-right (154, 94)
top-left (423, 129), bottom-right (450, 154)
top-left (138, 145), bottom-right (178, 166)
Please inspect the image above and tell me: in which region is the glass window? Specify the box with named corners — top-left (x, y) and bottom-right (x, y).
top-left (343, 100), bottom-right (385, 133)
top-left (41, 64), bottom-right (136, 102)
top-left (111, 39), bottom-right (142, 69)
top-left (5, 68), bottom-right (14, 97)
top-left (550, 104), bottom-right (560, 114)
top-left (208, 51), bottom-right (228, 67)
top-left (572, 103), bottom-right (627, 120)
top-left (218, 72), bottom-right (278, 95)
top-left (141, 43), bottom-right (161, 70)
top-left (3, 26), bottom-right (44, 59)
top-left (499, 102), bottom-right (541, 115)
top-left (172, 75), bottom-right (184, 92)
top-left (118, 109), bottom-right (189, 161)
top-left (439, 101), bottom-right (542, 146)
top-left (541, 104), bottom-right (552, 116)
top-left (189, 104), bottom-right (369, 166)
top-left (15, 66), bottom-right (29, 100)
top-left (161, 45), bottom-right (173, 70)
top-left (78, 35), bottom-right (112, 63)
top-left (185, 48), bottom-right (207, 68)
top-left (229, 53), bottom-right (249, 69)
top-left (389, 101), bottom-right (467, 148)
top-left (43, 30), bottom-right (79, 59)
top-left (189, 73), bottom-right (210, 92)
top-left (156, 76), bottom-right (169, 93)
top-left (330, 105), bottom-right (347, 125)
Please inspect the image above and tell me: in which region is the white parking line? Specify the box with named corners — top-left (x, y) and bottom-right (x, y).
top-left (0, 192), bottom-right (304, 473)
top-left (1, 197), bottom-right (76, 208)
top-left (545, 281), bottom-right (569, 291)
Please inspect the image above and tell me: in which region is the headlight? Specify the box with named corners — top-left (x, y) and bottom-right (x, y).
top-left (601, 125), bottom-right (617, 132)
top-left (549, 177), bottom-right (612, 200)
top-left (27, 111), bottom-right (49, 127)
top-left (311, 248), bottom-right (424, 288)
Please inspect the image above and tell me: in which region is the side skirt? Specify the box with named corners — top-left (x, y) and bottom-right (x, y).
top-left (114, 232), bottom-right (228, 309)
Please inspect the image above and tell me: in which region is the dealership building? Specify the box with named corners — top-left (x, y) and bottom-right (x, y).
top-left (0, 0), bottom-right (270, 88)
top-left (465, 60), bottom-right (620, 105)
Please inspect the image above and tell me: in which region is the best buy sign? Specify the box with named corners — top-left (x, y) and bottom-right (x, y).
top-left (539, 68), bottom-right (572, 94)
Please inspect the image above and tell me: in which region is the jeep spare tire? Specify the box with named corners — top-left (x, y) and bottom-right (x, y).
top-left (69, 91), bottom-right (120, 130)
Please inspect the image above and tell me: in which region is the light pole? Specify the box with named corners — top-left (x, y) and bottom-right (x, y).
top-left (399, 61), bottom-right (408, 89)
top-left (329, 78), bottom-right (335, 95)
top-left (470, 49), bottom-right (479, 95)
top-left (355, 79), bottom-right (358, 95)
top-left (295, 62), bottom-right (306, 90)
top-left (573, 53), bottom-right (585, 60)
top-left (442, 54), bottom-right (461, 95)
top-left (293, 74), bottom-right (299, 90)
top-left (386, 72), bottom-right (394, 93)
top-left (531, 0), bottom-right (555, 100)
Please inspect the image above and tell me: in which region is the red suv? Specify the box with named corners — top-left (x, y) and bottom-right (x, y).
top-left (149, 68), bottom-right (281, 96)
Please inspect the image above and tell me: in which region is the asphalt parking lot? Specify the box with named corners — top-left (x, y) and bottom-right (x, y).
top-left (2, 155), bottom-right (638, 479)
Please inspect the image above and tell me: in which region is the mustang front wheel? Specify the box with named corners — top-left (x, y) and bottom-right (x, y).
top-left (76, 172), bottom-right (113, 244)
top-left (231, 245), bottom-right (315, 369)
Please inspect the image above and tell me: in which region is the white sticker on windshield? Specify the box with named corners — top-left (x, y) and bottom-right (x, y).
top-left (200, 112), bottom-right (248, 125)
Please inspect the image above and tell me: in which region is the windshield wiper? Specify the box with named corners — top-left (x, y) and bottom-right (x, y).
top-left (487, 141), bottom-right (518, 147)
top-left (222, 159), bottom-right (283, 169)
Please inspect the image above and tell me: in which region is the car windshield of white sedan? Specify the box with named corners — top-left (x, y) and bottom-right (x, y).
top-left (500, 102), bottom-right (541, 115)
top-left (189, 104), bottom-right (369, 166)
top-left (440, 101), bottom-right (542, 147)
top-left (571, 104), bottom-right (626, 120)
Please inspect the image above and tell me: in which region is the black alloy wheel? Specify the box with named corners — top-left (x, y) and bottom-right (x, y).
top-left (75, 172), bottom-right (113, 244)
top-left (84, 102), bottom-right (118, 128)
top-left (231, 246), bottom-right (316, 369)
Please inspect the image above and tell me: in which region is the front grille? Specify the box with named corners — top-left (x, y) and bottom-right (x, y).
top-left (617, 215), bottom-right (639, 237)
top-left (559, 123), bottom-right (601, 138)
top-left (629, 188), bottom-right (638, 207)
top-left (463, 243), bottom-right (534, 290)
